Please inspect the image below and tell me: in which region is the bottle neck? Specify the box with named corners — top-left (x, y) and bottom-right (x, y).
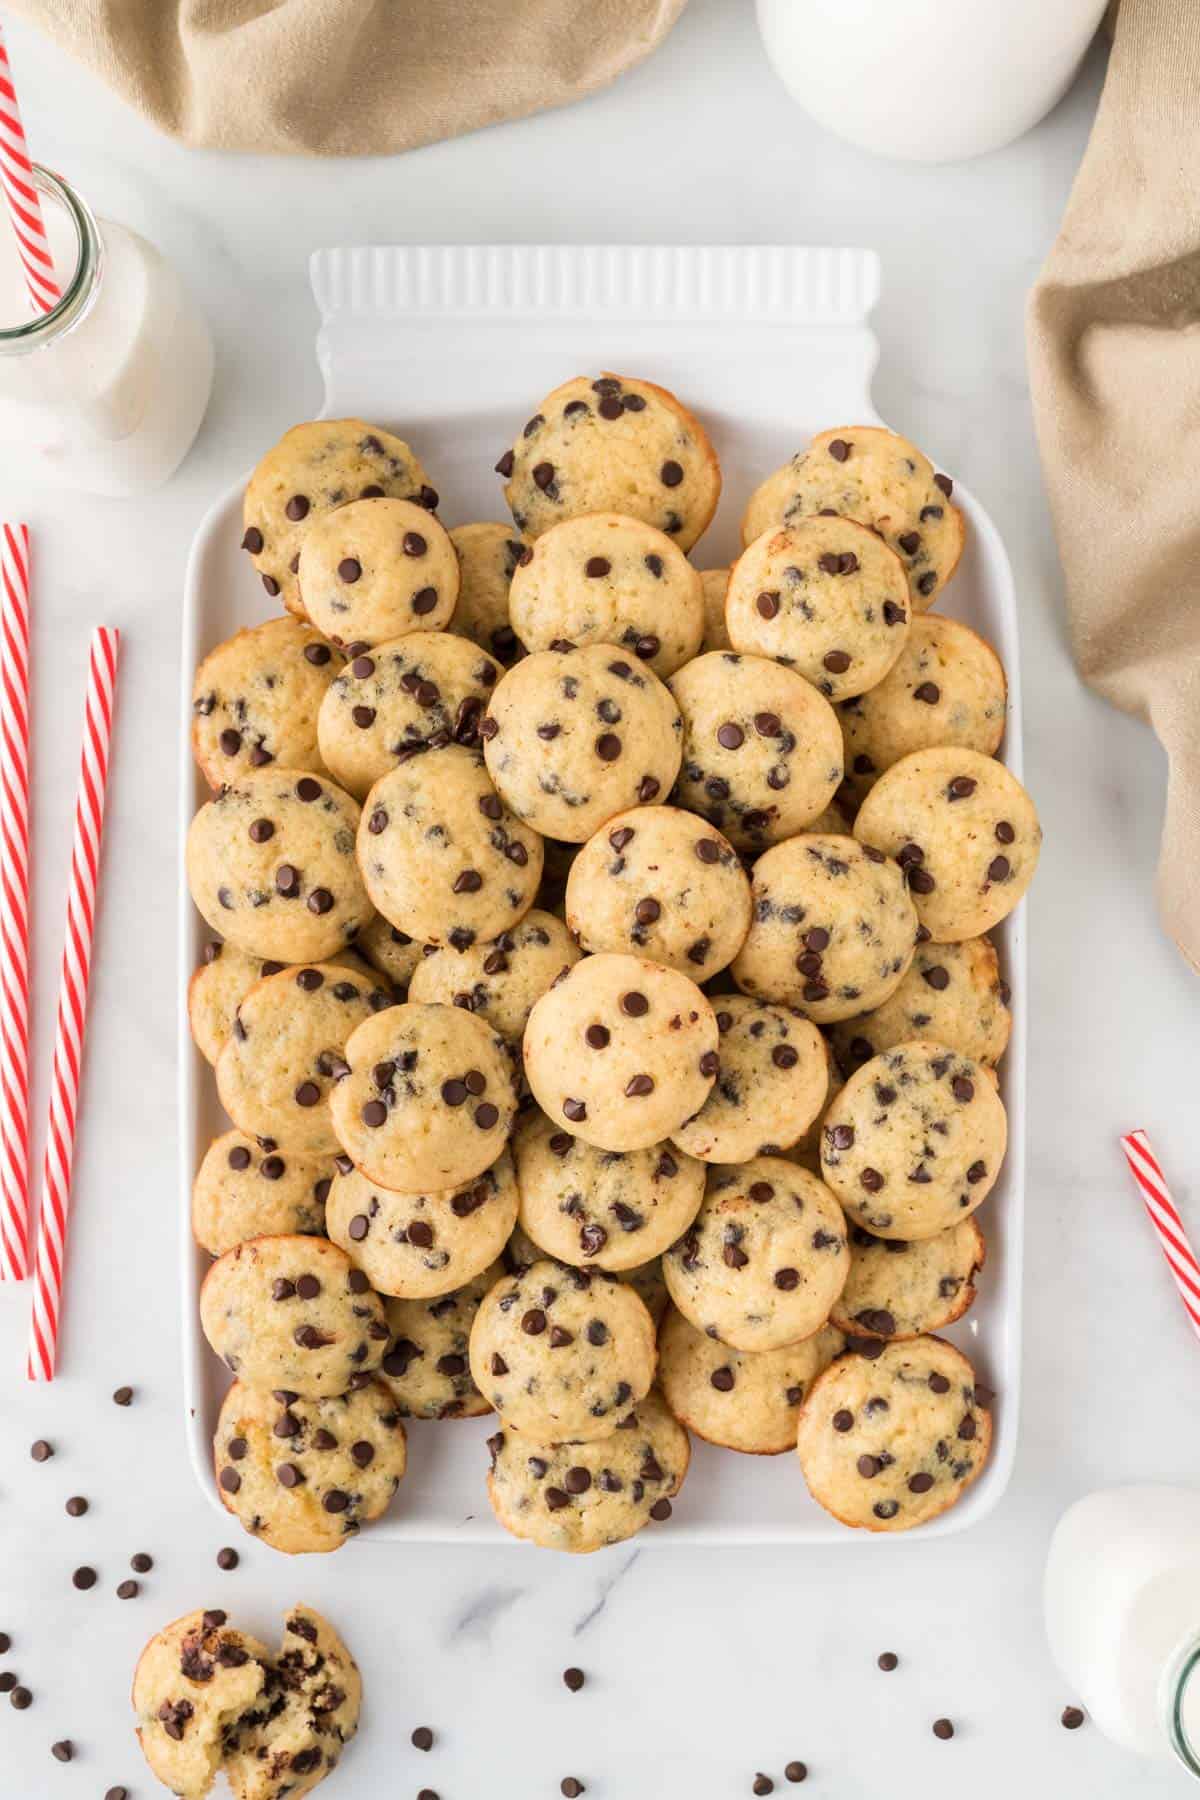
top-left (1162, 1630), bottom-right (1200, 1778)
top-left (0, 165), bottom-right (102, 357)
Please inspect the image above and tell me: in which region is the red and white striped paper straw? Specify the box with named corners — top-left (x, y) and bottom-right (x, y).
top-left (0, 21), bottom-right (60, 315)
top-left (0, 524), bottom-right (32, 1281)
top-left (27, 627), bottom-right (119, 1382)
top-left (1120, 1129), bottom-right (1200, 1343)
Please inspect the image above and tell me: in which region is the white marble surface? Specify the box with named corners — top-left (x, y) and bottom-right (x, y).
top-left (2, 4), bottom-right (1199, 1796)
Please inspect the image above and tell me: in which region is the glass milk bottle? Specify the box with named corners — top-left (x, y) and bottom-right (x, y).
top-left (0, 165), bottom-right (213, 495)
top-left (1045, 1487), bottom-right (1200, 1775)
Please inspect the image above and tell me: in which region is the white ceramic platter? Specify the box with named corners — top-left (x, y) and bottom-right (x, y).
top-left (179, 246), bottom-right (1025, 1546)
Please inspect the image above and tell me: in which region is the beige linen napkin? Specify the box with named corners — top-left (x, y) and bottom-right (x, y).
top-left (1028, 0), bottom-right (1200, 973)
top-left (13, 0), bottom-right (687, 155)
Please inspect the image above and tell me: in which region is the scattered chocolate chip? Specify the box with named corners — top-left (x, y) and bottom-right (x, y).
top-left (752, 1776), bottom-right (774, 1797)
top-left (51, 1738), bottom-right (73, 1762)
top-left (10, 1685), bottom-right (32, 1709)
top-left (72, 1566), bottom-right (97, 1591)
top-left (216, 1547), bottom-right (239, 1570)
top-left (932, 1718), bottom-right (954, 1740)
top-left (64, 1496), bottom-right (88, 1518)
top-left (116, 1578), bottom-right (139, 1599)
top-left (411, 1725), bottom-right (434, 1751)
top-left (131, 1553), bottom-right (153, 1573)
top-left (1061, 1706), bottom-right (1085, 1730)
top-left (30, 1440), bottom-right (53, 1462)
top-left (784, 1763), bottom-right (807, 1784)
top-left (877, 1651), bottom-right (899, 1671)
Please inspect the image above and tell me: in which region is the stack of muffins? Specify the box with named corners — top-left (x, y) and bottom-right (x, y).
top-left (186, 376), bottom-right (1039, 1552)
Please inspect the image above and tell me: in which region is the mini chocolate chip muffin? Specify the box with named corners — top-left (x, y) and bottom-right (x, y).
top-left (523, 952), bottom-right (719, 1153)
top-left (671, 995), bottom-right (828, 1163)
top-left (486, 1385), bottom-right (689, 1552)
top-left (132, 1608), bottom-right (272, 1799)
top-left (192, 1131), bottom-right (334, 1258)
top-left (188, 941), bottom-right (387, 1069)
top-left (469, 1257), bottom-right (657, 1441)
top-left (214, 1379), bottom-right (407, 1554)
top-left (795, 1336), bottom-right (992, 1531)
top-left (829, 934), bottom-right (1012, 1072)
top-left (298, 497), bottom-right (458, 647)
top-left (216, 962), bottom-right (390, 1156)
top-left (353, 913), bottom-right (424, 995)
top-left (513, 1107), bottom-right (706, 1271)
top-left (316, 631), bottom-right (502, 799)
top-left (565, 806), bottom-right (752, 981)
top-left (830, 1217), bottom-right (986, 1342)
top-left (199, 1235), bottom-right (390, 1398)
top-left (448, 521), bottom-right (528, 666)
top-left (357, 745), bottom-right (542, 950)
top-left (853, 747), bottom-right (1042, 942)
top-left (727, 516), bottom-right (911, 701)
top-left (186, 769), bottom-right (369, 964)
top-left (731, 833), bottom-right (918, 1025)
top-left (498, 372), bottom-right (721, 552)
top-left (482, 642), bottom-right (684, 843)
top-left (242, 419), bottom-right (436, 618)
top-left (819, 1040), bottom-right (1007, 1241)
top-left (668, 651), bottom-right (844, 852)
top-left (191, 617), bottom-right (340, 791)
top-left (509, 511), bottom-right (703, 678)
top-left (329, 1002), bottom-right (518, 1192)
top-left (377, 1262), bottom-right (503, 1419)
top-left (223, 1605), bottom-right (362, 1799)
top-left (742, 426), bottom-right (965, 611)
top-left (697, 567), bottom-right (731, 653)
top-left (662, 1156), bottom-right (848, 1352)
top-left (658, 1307), bottom-right (845, 1455)
top-left (408, 909), bottom-right (582, 1042)
top-left (837, 614), bottom-right (1007, 807)
top-left (325, 1151), bottom-right (520, 1299)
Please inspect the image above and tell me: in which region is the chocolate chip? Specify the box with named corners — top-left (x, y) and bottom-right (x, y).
top-left (823, 650), bottom-right (851, 674)
top-left (522, 1308), bottom-right (547, 1336)
top-left (934, 472), bottom-right (954, 497)
top-left (411, 1725), bottom-right (434, 1751)
top-left (563, 1667), bottom-right (585, 1692)
top-left (1061, 1706), bottom-right (1085, 1730)
top-left (475, 1102), bottom-right (499, 1129)
top-left (932, 1719), bottom-right (954, 1740)
top-left (413, 587), bottom-right (439, 615)
top-left (634, 897), bottom-right (661, 925)
top-left (51, 1739), bottom-right (73, 1762)
top-left (625, 1073), bottom-right (654, 1096)
top-left (242, 526), bottom-right (264, 554)
top-left (64, 1495), bottom-right (88, 1517)
top-left (710, 1366), bottom-right (735, 1392)
top-left (908, 1472), bottom-right (935, 1493)
top-left (660, 460), bottom-right (683, 487)
top-left (913, 681), bottom-right (940, 704)
top-left (784, 1763), bottom-right (807, 1784)
top-left (219, 1467), bottom-right (242, 1493)
top-left (753, 1777), bottom-right (774, 1796)
top-left (585, 1025), bottom-right (610, 1049)
top-left (362, 1099), bottom-right (388, 1128)
top-left (637, 776), bottom-right (660, 801)
top-left (533, 462), bottom-right (555, 490)
top-left (699, 1051), bottom-right (720, 1078)
top-left (948, 775), bottom-right (977, 800)
top-left (828, 438), bottom-right (851, 462)
top-left (10, 1686), bottom-right (32, 1710)
top-left (620, 990), bottom-right (648, 1018)
top-left (928, 1372), bottom-right (951, 1394)
top-left (596, 732), bottom-right (622, 762)
top-left (952, 1076), bottom-right (975, 1103)
top-left (756, 591), bottom-right (780, 618)
top-left (337, 557), bottom-right (362, 584)
top-left (563, 1097), bottom-right (588, 1122)
top-left (30, 1440), bottom-right (53, 1462)
top-left (495, 449), bottom-right (515, 476)
top-left (877, 1651), bottom-right (899, 1671)
top-left (988, 855), bottom-right (1011, 881)
top-left (585, 556), bottom-right (611, 578)
top-left (774, 1267), bottom-right (799, 1290)
top-left (131, 1553), bottom-right (153, 1572)
top-left (72, 1566), bottom-right (97, 1590)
